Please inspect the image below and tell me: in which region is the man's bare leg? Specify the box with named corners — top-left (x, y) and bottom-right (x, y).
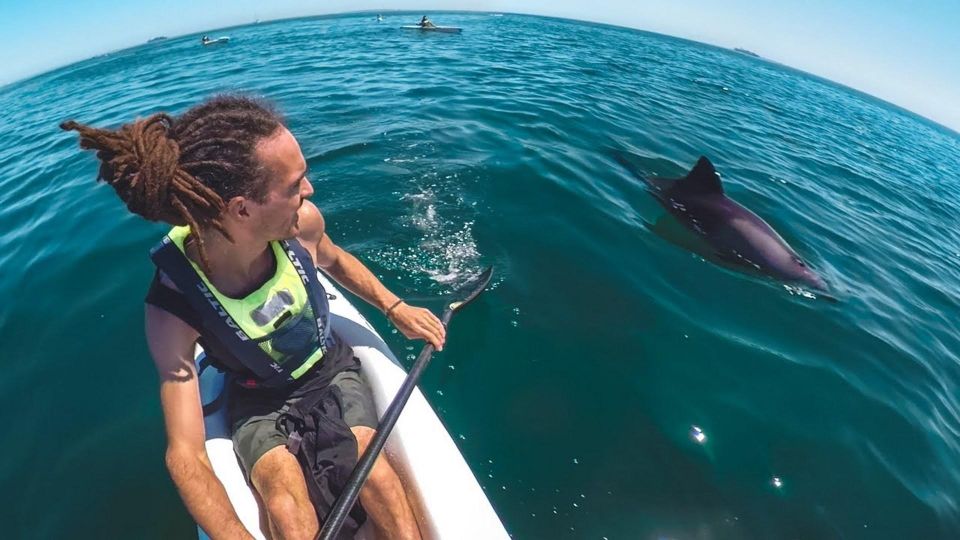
top-left (352, 426), bottom-right (422, 540)
top-left (251, 446), bottom-right (318, 540)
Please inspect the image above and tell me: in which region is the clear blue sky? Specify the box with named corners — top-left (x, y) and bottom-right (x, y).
top-left (2, 0), bottom-right (957, 131)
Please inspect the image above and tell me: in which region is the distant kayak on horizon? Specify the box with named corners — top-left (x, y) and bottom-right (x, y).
top-left (200, 35), bottom-right (230, 46)
top-left (401, 25), bottom-right (462, 33)
top-left (403, 15), bottom-right (462, 33)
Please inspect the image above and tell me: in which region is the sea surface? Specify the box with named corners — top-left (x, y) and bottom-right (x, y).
top-left (1, 11), bottom-right (959, 540)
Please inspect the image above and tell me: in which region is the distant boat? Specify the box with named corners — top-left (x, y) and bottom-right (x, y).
top-left (734, 48), bottom-right (760, 58)
top-left (147, 36), bottom-right (167, 43)
top-left (201, 36), bottom-right (230, 46)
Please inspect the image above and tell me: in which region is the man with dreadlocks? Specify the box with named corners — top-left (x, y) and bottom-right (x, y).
top-left (61, 95), bottom-right (436, 540)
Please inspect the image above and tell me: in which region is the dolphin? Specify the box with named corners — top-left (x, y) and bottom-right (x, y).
top-left (617, 153), bottom-right (827, 290)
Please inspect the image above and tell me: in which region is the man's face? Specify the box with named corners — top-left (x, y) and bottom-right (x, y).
top-left (250, 127), bottom-right (314, 240)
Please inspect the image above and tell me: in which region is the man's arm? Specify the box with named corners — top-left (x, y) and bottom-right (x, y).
top-left (145, 304), bottom-right (254, 540)
top-left (297, 201), bottom-right (446, 350)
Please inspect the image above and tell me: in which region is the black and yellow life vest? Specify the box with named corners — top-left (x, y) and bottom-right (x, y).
top-left (150, 226), bottom-right (334, 388)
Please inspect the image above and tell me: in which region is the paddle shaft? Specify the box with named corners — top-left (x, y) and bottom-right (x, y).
top-left (317, 310), bottom-right (454, 540)
top-left (317, 266), bottom-right (492, 539)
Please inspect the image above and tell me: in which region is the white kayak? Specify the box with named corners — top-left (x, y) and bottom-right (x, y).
top-left (196, 269), bottom-right (508, 539)
top-left (401, 25), bottom-right (463, 33)
top-left (201, 37), bottom-right (230, 45)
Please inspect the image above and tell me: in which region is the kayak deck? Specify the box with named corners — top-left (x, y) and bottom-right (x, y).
top-left (196, 269), bottom-right (507, 539)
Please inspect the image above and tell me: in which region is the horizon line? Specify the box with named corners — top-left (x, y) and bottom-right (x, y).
top-left (2, 8), bottom-right (956, 137)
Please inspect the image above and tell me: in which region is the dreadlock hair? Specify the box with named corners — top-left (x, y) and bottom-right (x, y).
top-left (60, 95), bottom-right (285, 272)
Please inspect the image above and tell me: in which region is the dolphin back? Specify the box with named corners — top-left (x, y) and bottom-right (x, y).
top-left (615, 152), bottom-right (724, 200)
top-left (660, 156), bottom-right (724, 198)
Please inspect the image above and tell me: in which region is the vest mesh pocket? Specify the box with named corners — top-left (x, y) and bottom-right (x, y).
top-left (256, 303), bottom-right (319, 363)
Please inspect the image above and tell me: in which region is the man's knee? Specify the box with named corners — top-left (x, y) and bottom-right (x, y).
top-left (263, 490), bottom-right (301, 523)
top-left (350, 427), bottom-right (394, 488)
top-left (370, 453), bottom-right (398, 485)
top-left (251, 446), bottom-right (317, 537)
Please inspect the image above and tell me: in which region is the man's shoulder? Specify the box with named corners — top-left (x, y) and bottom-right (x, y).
top-left (145, 272), bottom-right (201, 339)
top-left (296, 200), bottom-right (326, 246)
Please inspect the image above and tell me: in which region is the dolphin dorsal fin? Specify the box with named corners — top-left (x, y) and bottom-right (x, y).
top-left (675, 156), bottom-right (723, 196)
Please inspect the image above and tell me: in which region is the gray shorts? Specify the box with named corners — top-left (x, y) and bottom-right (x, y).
top-left (229, 368), bottom-right (378, 476)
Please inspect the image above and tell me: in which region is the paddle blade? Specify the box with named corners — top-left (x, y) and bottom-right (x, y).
top-left (447, 266), bottom-right (493, 314)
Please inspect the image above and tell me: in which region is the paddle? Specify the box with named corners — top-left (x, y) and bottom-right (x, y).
top-left (317, 266), bottom-right (494, 540)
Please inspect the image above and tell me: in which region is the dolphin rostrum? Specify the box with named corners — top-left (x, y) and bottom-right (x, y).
top-left (618, 154), bottom-right (827, 290)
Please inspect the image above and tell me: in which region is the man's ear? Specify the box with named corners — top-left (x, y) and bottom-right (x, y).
top-left (225, 196), bottom-right (250, 220)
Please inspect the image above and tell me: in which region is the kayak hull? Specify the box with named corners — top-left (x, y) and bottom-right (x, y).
top-left (196, 269), bottom-right (507, 539)
top-left (400, 25), bottom-right (463, 33)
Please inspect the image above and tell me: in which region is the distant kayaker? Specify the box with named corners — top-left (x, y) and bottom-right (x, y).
top-left (61, 95), bottom-right (439, 539)
top-left (419, 15), bottom-right (437, 28)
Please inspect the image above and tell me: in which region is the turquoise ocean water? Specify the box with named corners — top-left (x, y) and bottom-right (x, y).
top-left (1, 12), bottom-right (959, 539)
